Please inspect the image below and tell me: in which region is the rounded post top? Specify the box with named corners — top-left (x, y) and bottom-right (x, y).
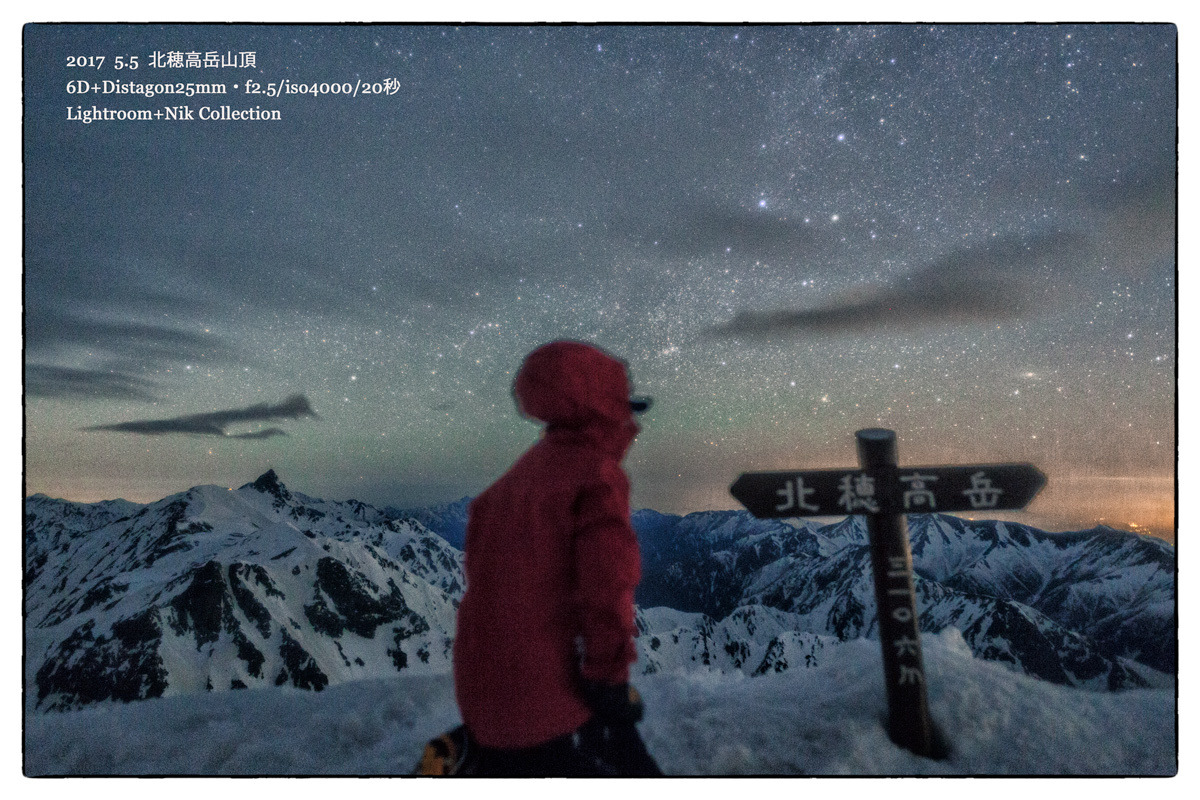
top-left (856, 428), bottom-right (898, 468)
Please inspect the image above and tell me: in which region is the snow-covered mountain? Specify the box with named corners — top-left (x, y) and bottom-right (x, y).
top-left (624, 508), bottom-right (1175, 690)
top-left (384, 499), bottom-right (1174, 689)
top-left (25, 472), bottom-right (1175, 716)
top-left (25, 471), bottom-right (463, 712)
top-left (635, 604), bottom-right (843, 677)
top-left (383, 496), bottom-right (471, 550)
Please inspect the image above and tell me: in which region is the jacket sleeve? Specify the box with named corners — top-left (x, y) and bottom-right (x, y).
top-left (573, 459), bottom-right (641, 685)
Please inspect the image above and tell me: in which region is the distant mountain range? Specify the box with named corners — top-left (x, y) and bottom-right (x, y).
top-left (25, 472), bottom-right (1175, 713)
top-left (630, 509), bottom-right (1174, 688)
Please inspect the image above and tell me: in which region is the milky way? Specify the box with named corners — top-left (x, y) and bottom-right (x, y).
top-left (23, 24), bottom-right (1176, 540)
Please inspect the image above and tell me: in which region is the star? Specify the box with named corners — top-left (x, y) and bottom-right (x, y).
top-left (22, 23), bottom-right (1174, 543)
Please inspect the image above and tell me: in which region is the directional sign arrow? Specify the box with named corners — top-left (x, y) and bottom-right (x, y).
top-left (730, 463), bottom-right (1046, 519)
top-left (731, 469), bottom-right (861, 518)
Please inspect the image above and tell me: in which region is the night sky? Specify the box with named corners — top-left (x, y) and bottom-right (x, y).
top-left (23, 24), bottom-right (1177, 541)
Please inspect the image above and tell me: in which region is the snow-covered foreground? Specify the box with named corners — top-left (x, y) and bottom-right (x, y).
top-left (24, 629), bottom-right (1174, 776)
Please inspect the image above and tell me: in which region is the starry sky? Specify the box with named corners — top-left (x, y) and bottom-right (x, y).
top-left (23, 23), bottom-right (1177, 541)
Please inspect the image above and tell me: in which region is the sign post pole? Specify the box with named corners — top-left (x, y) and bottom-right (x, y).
top-left (728, 430), bottom-right (1046, 760)
top-left (855, 428), bottom-right (936, 758)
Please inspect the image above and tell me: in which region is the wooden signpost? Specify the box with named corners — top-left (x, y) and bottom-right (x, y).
top-left (730, 428), bottom-right (1046, 759)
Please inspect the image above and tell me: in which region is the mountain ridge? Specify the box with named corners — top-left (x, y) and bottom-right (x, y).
top-left (26, 474), bottom-right (464, 712)
top-left (25, 471), bottom-right (1175, 713)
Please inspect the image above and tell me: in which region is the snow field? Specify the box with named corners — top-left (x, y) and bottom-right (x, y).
top-left (24, 628), bottom-right (1174, 777)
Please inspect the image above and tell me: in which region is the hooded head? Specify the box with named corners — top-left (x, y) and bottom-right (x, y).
top-left (513, 341), bottom-right (636, 429)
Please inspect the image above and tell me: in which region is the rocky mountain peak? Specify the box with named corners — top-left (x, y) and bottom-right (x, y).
top-left (243, 469), bottom-right (290, 501)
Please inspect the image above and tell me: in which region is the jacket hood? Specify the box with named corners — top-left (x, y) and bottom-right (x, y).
top-left (513, 341), bottom-right (636, 430)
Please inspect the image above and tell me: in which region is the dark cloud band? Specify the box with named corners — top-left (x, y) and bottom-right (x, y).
top-left (85, 395), bottom-right (317, 438)
top-left (707, 232), bottom-right (1088, 338)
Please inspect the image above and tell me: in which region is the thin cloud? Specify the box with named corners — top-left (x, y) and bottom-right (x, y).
top-left (227, 428), bottom-right (290, 440)
top-left (25, 311), bottom-right (244, 406)
top-left (706, 232), bottom-right (1088, 338)
top-left (85, 395), bottom-right (317, 438)
top-left (26, 365), bottom-right (158, 402)
top-left (25, 310), bottom-right (240, 371)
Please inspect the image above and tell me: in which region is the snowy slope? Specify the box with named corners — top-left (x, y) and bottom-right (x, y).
top-left (23, 628), bottom-right (1175, 776)
top-left (25, 471), bottom-right (463, 711)
top-left (632, 508), bottom-right (821, 616)
top-left (636, 604), bottom-right (843, 676)
top-left (906, 513), bottom-right (1176, 673)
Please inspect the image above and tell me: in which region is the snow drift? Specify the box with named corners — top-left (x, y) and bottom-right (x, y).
top-left (24, 628), bottom-right (1174, 776)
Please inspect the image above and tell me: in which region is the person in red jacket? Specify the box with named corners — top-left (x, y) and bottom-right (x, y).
top-left (452, 340), bottom-right (661, 776)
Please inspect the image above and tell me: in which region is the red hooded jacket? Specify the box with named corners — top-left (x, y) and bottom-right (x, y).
top-left (453, 341), bottom-right (642, 749)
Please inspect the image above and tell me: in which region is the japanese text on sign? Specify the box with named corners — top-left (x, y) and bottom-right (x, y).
top-left (884, 556), bottom-right (924, 686)
top-left (838, 473), bottom-right (880, 513)
top-left (775, 477), bottom-right (820, 513)
top-left (962, 471), bottom-right (1004, 509)
top-left (900, 473), bottom-right (938, 510)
